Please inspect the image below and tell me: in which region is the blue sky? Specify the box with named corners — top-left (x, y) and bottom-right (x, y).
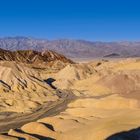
top-left (0, 0), bottom-right (140, 41)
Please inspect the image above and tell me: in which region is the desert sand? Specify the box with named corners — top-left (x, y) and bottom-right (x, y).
top-left (0, 57), bottom-right (140, 140)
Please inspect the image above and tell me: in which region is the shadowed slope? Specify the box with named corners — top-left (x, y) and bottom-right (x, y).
top-left (106, 127), bottom-right (140, 140)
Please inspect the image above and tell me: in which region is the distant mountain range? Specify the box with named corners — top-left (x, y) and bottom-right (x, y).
top-left (0, 37), bottom-right (140, 58)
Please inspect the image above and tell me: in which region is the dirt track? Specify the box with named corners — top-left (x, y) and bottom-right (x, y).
top-left (0, 90), bottom-right (76, 133)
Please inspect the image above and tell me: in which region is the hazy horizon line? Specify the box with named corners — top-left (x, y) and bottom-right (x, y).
top-left (0, 36), bottom-right (140, 43)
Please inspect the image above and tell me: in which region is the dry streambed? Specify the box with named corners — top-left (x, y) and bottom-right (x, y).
top-left (0, 90), bottom-right (76, 133)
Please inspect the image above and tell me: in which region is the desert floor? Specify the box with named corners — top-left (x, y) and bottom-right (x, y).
top-left (0, 58), bottom-right (140, 140)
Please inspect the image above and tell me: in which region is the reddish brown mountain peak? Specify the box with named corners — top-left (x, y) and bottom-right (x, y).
top-left (0, 48), bottom-right (73, 64)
